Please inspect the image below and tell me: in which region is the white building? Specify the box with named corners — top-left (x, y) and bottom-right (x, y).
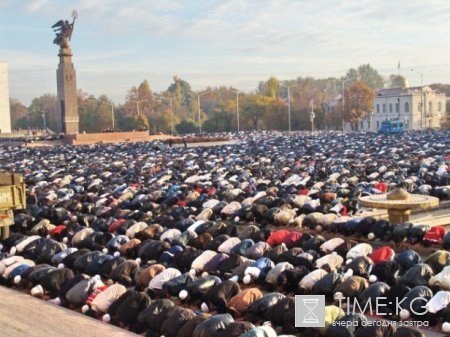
top-left (355, 86), bottom-right (446, 131)
top-left (0, 62), bottom-right (12, 134)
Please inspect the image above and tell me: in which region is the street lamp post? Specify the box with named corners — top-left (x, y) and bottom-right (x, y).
top-left (42, 111), bottom-right (46, 131)
top-left (130, 99), bottom-right (149, 116)
top-left (101, 102), bottom-right (115, 131)
top-left (410, 69), bottom-right (424, 129)
top-left (278, 83), bottom-right (301, 132)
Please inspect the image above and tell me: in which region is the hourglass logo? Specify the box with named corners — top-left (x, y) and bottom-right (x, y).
top-left (295, 295), bottom-right (325, 327)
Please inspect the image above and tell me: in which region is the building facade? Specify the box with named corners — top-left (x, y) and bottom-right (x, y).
top-left (0, 62), bottom-right (12, 134)
top-left (356, 86), bottom-right (446, 132)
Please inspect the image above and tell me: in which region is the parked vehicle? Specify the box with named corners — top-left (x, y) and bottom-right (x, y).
top-left (378, 120), bottom-right (404, 134)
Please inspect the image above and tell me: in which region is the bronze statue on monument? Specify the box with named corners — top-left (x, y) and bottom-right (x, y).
top-left (52, 10), bottom-right (77, 49)
top-left (52, 10), bottom-right (79, 135)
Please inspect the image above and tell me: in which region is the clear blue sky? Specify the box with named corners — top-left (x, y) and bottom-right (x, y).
top-left (1, 0), bottom-right (450, 105)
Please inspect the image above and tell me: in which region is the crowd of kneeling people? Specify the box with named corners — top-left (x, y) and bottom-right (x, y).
top-left (0, 130), bottom-right (448, 337)
top-left (3, 213), bottom-right (450, 336)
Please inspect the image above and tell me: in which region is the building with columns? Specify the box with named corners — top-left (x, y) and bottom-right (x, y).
top-left (0, 62), bottom-right (12, 134)
top-left (355, 86), bottom-right (447, 131)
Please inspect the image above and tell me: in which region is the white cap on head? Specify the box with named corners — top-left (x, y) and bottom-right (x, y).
top-left (46, 234), bottom-right (51, 239)
top-left (113, 251), bottom-right (121, 258)
top-left (50, 297), bottom-right (61, 306)
top-left (31, 285), bottom-right (44, 296)
top-left (102, 248), bottom-right (108, 254)
top-left (344, 269), bottom-right (353, 279)
top-left (369, 275), bottom-right (378, 283)
top-left (201, 302), bottom-right (209, 313)
top-left (102, 314), bottom-right (111, 323)
top-left (400, 309), bottom-right (410, 320)
top-left (0, 244), bottom-right (3, 251)
top-left (13, 275), bottom-right (21, 285)
top-left (94, 274), bottom-right (101, 281)
top-left (135, 258), bottom-right (142, 266)
top-left (201, 271), bottom-right (209, 278)
top-left (334, 292), bottom-right (344, 301)
top-left (243, 274), bottom-right (252, 284)
top-left (442, 322), bottom-right (450, 333)
top-left (229, 275), bottom-right (239, 282)
top-left (62, 237), bottom-right (69, 244)
top-left (81, 305), bottom-right (90, 314)
top-left (367, 233), bottom-right (375, 241)
top-left (345, 259), bottom-right (352, 265)
top-left (57, 263), bottom-right (65, 269)
top-left (179, 290), bottom-right (188, 300)
top-left (234, 216), bottom-right (240, 222)
top-left (189, 269), bottom-right (197, 276)
top-left (9, 246), bottom-right (16, 256)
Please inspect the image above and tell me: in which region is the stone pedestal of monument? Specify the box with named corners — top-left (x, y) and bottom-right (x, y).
top-left (56, 47), bottom-right (79, 134)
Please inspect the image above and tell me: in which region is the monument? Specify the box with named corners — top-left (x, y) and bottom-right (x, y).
top-left (52, 11), bottom-right (79, 134)
top-left (0, 63), bottom-right (12, 134)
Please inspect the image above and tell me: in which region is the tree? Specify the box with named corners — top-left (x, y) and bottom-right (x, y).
top-left (344, 80), bottom-right (375, 129)
top-left (388, 75), bottom-right (408, 88)
top-left (203, 100), bottom-right (236, 133)
top-left (258, 76), bottom-right (279, 98)
top-left (176, 119), bottom-right (198, 134)
top-left (9, 98), bottom-right (28, 130)
top-left (136, 114), bottom-right (149, 131)
top-left (28, 94), bottom-right (57, 131)
top-left (167, 76), bottom-right (193, 106)
top-left (123, 80), bottom-right (155, 118)
top-left (344, 64), bottom-right (384, 90)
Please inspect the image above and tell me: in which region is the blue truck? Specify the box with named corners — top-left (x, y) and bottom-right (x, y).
top-left (378, 120), bottom-right (405, 134)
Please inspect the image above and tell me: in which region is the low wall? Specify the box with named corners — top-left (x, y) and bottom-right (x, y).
top-left (65, 132), bottom-right (177, 145)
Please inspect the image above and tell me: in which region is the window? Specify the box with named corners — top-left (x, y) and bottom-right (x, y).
top-left (383, 104), bottom-right (386, 113)
top-left (405, 102), bottom-right (410, 113)
top-left (376, 104), bottom-right (380, 113)
top-left (389, 103), bottom-right (393, 113)
top-left (396, 102), bottom-right (399, 113)
top-left (429, 101), bottom-right (433, 113)
top-left (360, 121), bottom-right (364, 129)
top-left (438, 102), bottom-right (442, 112)
top-left (377, 121), bottom-right (380, 129)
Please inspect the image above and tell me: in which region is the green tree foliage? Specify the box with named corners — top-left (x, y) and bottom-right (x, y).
top-left (77, 91), bottom-right (116, 133)
top-left (176, 119), bottom-right (198, 134)
top-left (27, 94), bottom-right (57, 131)
top-left (167, 76), bottom-right (194, 111)
top-left (344, 80), bottom-right (375, 129)
top-left (203, 100), bottom-right (236, 132)
top-left (344, 64), bottom-right (384, 90)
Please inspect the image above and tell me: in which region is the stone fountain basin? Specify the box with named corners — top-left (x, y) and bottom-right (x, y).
top-left (360, 194), bottom-right (440, 210)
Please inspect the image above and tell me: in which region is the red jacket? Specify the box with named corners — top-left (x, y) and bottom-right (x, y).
top-left (424, 226), bottom-right (446, 242)
top-left (369, 246), bottom-right (395, 264)
top-left (266, 230), bottom-right (290, 247)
